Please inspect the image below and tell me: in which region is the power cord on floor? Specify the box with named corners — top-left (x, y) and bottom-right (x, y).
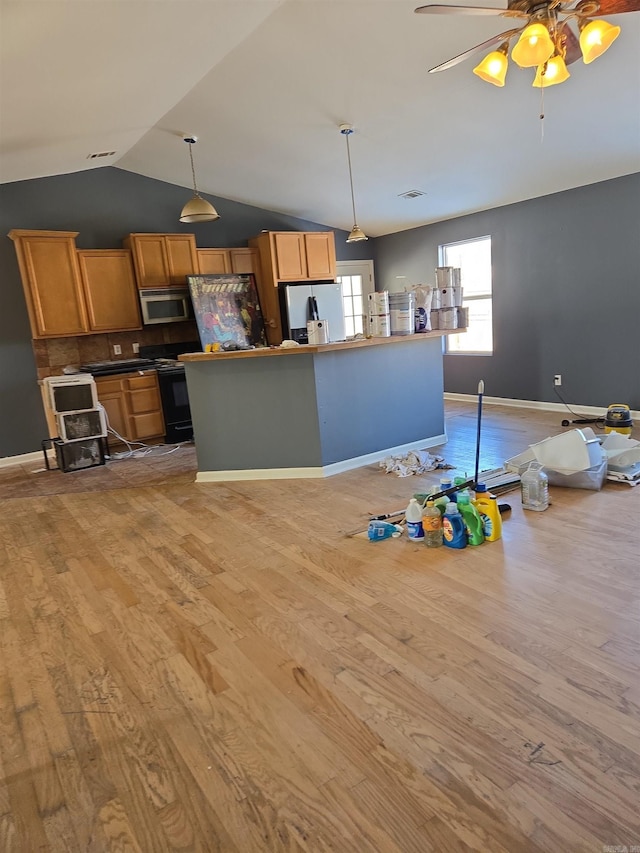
top-left (554, 387), bottom-right (605, 430)
top-left (98, 403), bottom-right (190, 460)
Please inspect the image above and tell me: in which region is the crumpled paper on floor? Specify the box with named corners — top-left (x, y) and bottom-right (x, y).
top-left (380, 449), bottom-right (449, 477)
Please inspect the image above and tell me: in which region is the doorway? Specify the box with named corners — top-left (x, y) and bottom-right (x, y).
top-left (336, 260), bottom-right (375, 338)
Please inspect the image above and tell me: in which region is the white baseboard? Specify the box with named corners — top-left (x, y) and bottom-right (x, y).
top-left (444, 393), bottom-right (640, 421)
top-left (0, 450), bottom-right (44, 470)
top-left (196, 432), bottom-right (448, 482)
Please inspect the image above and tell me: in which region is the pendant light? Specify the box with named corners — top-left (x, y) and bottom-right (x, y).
top-left (179, 136), bottom-right (220, 224)
top-left (339, 124), bottom-right (368, 243)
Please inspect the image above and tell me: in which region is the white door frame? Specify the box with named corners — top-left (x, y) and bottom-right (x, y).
top-left (336, 259), bottom-right (375, 298)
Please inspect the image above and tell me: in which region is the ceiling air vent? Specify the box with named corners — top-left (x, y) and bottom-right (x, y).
top-left (398, 189), bottom-right (427, 199)
top-left (86, 150), bottom-right (117, 159)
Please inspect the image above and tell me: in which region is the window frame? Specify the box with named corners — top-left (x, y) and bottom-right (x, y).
top-left (438, 235), bottom-right (493, 356)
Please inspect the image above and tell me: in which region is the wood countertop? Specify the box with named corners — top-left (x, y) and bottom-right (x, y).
top-left (179, 329), bottom-right (464, 362)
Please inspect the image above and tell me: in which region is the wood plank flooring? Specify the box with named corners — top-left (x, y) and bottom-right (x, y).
top-left (1, 401), bottom-right (639, 852)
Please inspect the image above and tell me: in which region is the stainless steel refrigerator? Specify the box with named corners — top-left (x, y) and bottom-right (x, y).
top-left (279, 281), bottom-right (346, 344)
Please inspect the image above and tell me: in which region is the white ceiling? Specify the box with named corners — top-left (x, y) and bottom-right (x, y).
top-left (2, 0), bottom-right (639, 236)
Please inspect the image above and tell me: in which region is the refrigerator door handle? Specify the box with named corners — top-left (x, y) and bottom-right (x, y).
top-left (308, 296), bottom-right (319, 321)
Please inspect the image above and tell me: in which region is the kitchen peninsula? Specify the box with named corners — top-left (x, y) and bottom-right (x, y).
top-left (180, 332), bottom-right (458, 481)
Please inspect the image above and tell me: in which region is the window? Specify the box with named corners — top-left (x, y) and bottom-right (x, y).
top-left (336, 261), bottom-right (375, 339)
top-left (439, 236), bottom-right (493, 354)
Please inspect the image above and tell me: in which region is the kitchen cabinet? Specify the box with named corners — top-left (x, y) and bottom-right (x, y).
top-left (197, 246), bottom-right (260, 276)
top-left (248, 231), bottom-right (337, 345)
top-left (9, 231), bottom-right (142, 338)
top-left (9, 230), bottom-right (89, 337)
top-left (77, 249), bottom-right (141, 332)
top-left (95, 371), bottom-right (165, 443)
top-left (124, 233), bottom-right (198, 288)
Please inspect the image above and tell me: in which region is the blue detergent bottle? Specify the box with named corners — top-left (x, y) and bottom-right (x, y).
top-left (442, 502), bottom-right (467, 549)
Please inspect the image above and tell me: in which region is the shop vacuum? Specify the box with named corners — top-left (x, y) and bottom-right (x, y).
top-left (561, 403), bottom-right (633, 434)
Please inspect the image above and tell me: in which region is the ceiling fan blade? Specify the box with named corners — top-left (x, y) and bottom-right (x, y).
top-left (561, 23), bottom-right (582, 65)
top-left (590, 0), bottom-right (640, 13)
top-left (428, 27), bottom-right (522, 72)
top-left (415, 4), bottom-right (527, 17)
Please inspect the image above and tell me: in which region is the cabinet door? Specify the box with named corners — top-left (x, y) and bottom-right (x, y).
top-left (304, 233), bottom-right (336, 279)
top-left (165, 235), bottom-right (199, 284)
top-left (273, 233), bottom-right (306, 280)
top-left (126, 373), bottom-right (165, 440)
top-left (229, 248), bottom-right (259, 275)
top-left (77, 250), bottom-right (142, 332)
top-left (95, 377), bottom-right (128, 440)
top-left (197, 249), bottom-right (231, 274)
top-left (127, 235), bottom-right (169, 288)
top-left (9, 230), bottom-right (89, 337)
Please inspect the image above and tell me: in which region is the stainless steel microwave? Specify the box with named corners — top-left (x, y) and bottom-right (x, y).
top-left (139, 287), bottom-right (193, 325)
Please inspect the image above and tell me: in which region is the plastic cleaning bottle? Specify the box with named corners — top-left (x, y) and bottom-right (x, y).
top-left (405, 498), bottom-right (425, 540)
top-left (473, 484), bottom-right (502, 542)
top-left (368, 521), bottom-right (403, 541)
top-left (442, 502), bottom-right (467, 549)
top-left (456, 493), bottom-right (485, 546)
top-left (451, 475), bottom-right (467, 502)
top-left (520, 462), bottom-right (549, 512)
top-left (422, 499), bottom-right (443, 548)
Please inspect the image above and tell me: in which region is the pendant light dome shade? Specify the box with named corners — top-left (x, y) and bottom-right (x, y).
top-left (179, 136), bottom-right (219, 223)
top-left (579, 19), bottom-right (621, 64)
top-left (339, 124), bottom-right (368, 243)
top-left (347, 225), bottom-right (368, 243)
top-left (532, 53), bottom-right (571, 87)
top-left (511, 22), bottom-right (555, 68)
top-left (473, 44), bottom-right (509, 86)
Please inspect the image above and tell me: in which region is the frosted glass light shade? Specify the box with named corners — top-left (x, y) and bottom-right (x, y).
top-left (532, 54), bottom-right (571, 87)
top-left (579, 19), bottom-right (621, 64)
top-left (347, 224), bottom-right (368, 243)
top-left (180, 195), bottom-right (220, 223)
top-left (473, 50), bottom-right (509, 86)
top-left (512, 23), bottom-right (555, 68)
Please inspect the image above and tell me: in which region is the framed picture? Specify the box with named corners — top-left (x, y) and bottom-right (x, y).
top-left (186, 273), bottom-right (268, 351)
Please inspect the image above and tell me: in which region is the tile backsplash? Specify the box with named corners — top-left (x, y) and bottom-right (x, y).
top-left (34, 322), bottom-right (200, 379)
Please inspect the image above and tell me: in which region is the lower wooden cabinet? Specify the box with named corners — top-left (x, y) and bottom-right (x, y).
top-left (95, 371), bottom-right (165, 444)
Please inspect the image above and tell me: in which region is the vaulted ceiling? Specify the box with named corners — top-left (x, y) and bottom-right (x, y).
top-left (2, 0), bottom-right (639, 236)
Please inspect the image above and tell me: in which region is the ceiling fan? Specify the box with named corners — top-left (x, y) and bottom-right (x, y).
top-left (415, 0), bottom-right (639, 87)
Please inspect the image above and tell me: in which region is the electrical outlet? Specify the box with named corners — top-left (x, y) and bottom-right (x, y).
top-left (113, 344), bottom-right (122, 356)
top-left (132, 342), bottom-right (139, 354)
top-left (554, 374), bottom-right (562, 386)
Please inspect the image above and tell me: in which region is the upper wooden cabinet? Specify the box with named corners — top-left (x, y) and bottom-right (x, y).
top-left (197, 246), bottom-right (260, 277)
top-left (77, 250), bottom-right (141, 332)
top-left (248, 231), bottom-right (337, 345)
top-left (9, 230), bottom-right (89, 337)
top-left (9, 231), bottom-right (142, 338)
top-left (250, 231), bottom-right (336, 282)
top-left (124, 233), bottom-right (198, 288)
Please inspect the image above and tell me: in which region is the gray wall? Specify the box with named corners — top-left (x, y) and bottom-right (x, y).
top-left (2, 168), bottom-right (637, 459)
top-left (375, 173), bottom-right (640, 411)
top-left (0, 167), bottom-right (373, 458)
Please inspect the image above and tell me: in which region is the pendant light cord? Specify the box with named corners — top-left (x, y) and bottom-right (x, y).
top-left (188, 141), bottom-right (199, 196)
top-left (344, 131), bottom-right (358, 225)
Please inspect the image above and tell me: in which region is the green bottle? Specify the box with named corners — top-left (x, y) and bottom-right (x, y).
top-left (456, 493), bottom-right (485, 545)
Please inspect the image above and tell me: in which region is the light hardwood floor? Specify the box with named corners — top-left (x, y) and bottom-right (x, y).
top-left (1, 401), bottom-right (638, 852)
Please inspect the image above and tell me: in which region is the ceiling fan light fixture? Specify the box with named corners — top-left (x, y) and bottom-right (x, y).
top-left (579, 19), bottom-right (621, 64)
top-left (179, 135), bottom-right (219, 224)
top-left (511, 22), bottom-right (555, 68)
top-left (339, 124), bottom-right (368, 244)
top-left (473, 44), bottom-right (509, 86)
top-left (532, 52), bottom-right (571, 87)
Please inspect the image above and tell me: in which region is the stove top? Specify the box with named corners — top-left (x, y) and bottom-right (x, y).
top-left (79, 358), bottom-right (156, 376)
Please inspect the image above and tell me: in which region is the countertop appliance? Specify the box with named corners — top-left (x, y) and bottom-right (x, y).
top-left (139, 286), bottom-right (193, 325)
top-left (279, 281), bottom-right (345, 344)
